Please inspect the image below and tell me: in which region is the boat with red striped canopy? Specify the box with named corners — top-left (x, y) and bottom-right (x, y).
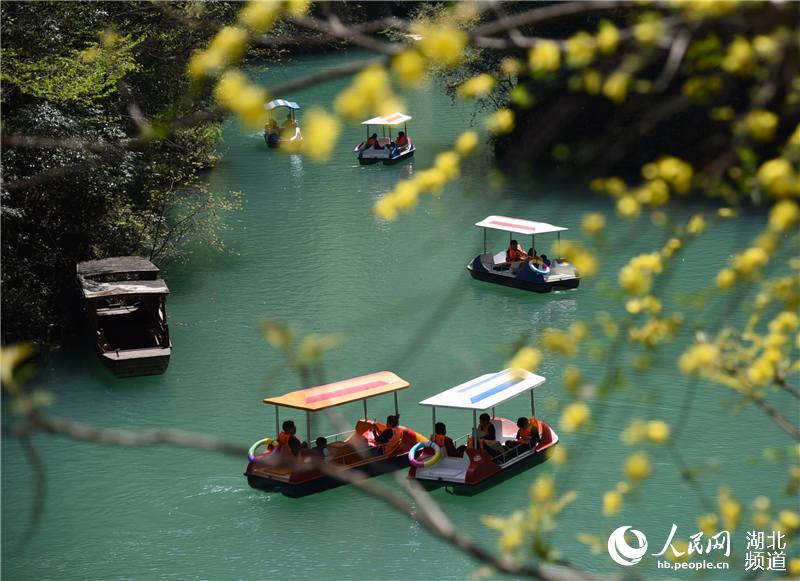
top-left (467, 215), bottom-right (581, 292)
top-left (244, 371), bottom-right (426, 497)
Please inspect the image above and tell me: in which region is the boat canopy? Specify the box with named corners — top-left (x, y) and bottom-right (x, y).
top-left (418, 369), bottom-right (545, 410)
top-left (361, 113), bottom-right (412, 125)
top-left (79, 278), bottom-right (170, 299)
top-left (265, 99), bottom-right (300, 110)
top-left (264, 371), bottom-right (410, 411)
top-left (475, 215), bottom-right (568, 235)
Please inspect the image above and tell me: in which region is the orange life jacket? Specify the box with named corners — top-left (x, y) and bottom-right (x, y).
top-left (367, 137), bottom-right (378, 146)
top-left (278, 432), bottom-right (297, 454)
top-left (506, 246), bottom-right (526, 262)
top-left (396, 135), bottom-right (408, 146)
top-left (385, 425), bottom-right (404, 453)
top-left (518, 418), bottom-right (539, 441)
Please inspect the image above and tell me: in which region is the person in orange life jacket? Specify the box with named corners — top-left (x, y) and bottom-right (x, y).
top-left (506, 240), bottom-right (527, 264)
top-left (278, 420), bottom-right (302, 456)
top-left (395, 131), bottom-right (409, 148)
top-left (505, 417), bottom-right (540, 452)
top-left (366, 133), bottom-right (383, 150)
top-left (430, 422), bottom-right (459, 457)
top-left (373, 414), bottom-right (403, 450)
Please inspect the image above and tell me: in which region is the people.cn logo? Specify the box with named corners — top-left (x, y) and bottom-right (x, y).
top-left (607, 526), bottom-right (649, 566)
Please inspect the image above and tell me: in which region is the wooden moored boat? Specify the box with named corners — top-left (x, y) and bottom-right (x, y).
top-left (76, 256), bottom-right (171, 377)
top-left (408, 368), bottom-right (558, 495)
top-left (263, 99), bottom-right (302, 148)
top-left (245, 371), bottom-right (426, 498)
top-left (354, 113), bottom-right (415, 165)
top-left (467, 215), bottom-right (581, 293)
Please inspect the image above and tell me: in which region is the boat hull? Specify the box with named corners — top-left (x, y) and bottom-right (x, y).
top-left (467, 258), bottom-right (580, 293)
top-left (383, 148), bottom-right (414, 165)
top-left (358, 157), bottom-right (382, 165)
top-left (100, 347), bottom-right (171, 377)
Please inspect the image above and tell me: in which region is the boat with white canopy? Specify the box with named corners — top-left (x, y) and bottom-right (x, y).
top-left (354, 112), bottom-right (415, 165)
top-left (467, 215), bottom-right (581, 292)
top-left (407, 368), bottom-right (558, 494)
top-left (263, 99), bottom-right (302, 148)
top-left (245, 371), bottom-right (426, 497)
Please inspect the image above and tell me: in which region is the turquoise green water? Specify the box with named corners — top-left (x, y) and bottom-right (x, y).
top-left (3, 52), bottom-right (796, 580)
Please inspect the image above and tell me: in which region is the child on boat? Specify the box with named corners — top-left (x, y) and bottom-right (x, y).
top-left (430, 422), bottom-right (460, 457)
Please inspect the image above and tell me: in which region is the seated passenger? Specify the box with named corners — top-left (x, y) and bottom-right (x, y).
top-left (395, 131), bottom-right (409, 148)
top-left (527, 248), bottom-right (543, 265)
top-left (540, 254), bottom-right (551, 267)
top-left (373, 414), bottom-right (403, 452)
top-left (506, 240), bottom-right (527, 264)
top-left (365, 133), bottom-right (383, 150)
top-left (278, 420), bottom-right (302, 457)
top-left (265, 119), bottom-right (279, 136)
top-left (476, 413), bottom-right (503, 455)
top-left (311, 436), bottom-right (328, 459)
top-left (430, 422), bottom-right (460, 457)
top-left (505, 417), bottom-right (540, 452)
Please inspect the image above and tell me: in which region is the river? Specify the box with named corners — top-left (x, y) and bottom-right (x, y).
top-left (2, 51), bottom-right (795, 580)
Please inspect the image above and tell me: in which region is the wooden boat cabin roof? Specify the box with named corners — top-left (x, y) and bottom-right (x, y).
top-left (418, 368), bottom-right (546, 410)
top-left (77, 256), bottom-right (168, 300)
top-left (475, 215), bottom-right (568, 235)
top-left (263, 371), bottom-right (410, 411)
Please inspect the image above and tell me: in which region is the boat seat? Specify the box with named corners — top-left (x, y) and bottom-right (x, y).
top-left (491, 419), bottom-right (518, 444)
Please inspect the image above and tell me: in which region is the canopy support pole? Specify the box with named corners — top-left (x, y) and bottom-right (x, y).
top-left (557, 232), bottom-right (561, 257)
top-left (492, 406), bottom-right (495, 418)
top-left (275, 404), bottom-right (279, 437)
top-left (530, 390), bottom-right (536, 418)
top-left (393, 392), bottom-right (399, 417)
top-left (363, 399), bottom-right (368, 420)
top-left (532, 234), bottom-right (535, 254)
top-left (483, 229), bottom-right (487, 254)
top-left (472, 410), bottom-right (478, 449)
top-left (306, 411), bottom-right (311, 446)
top-left (432, 407), bottom-right (436, 437)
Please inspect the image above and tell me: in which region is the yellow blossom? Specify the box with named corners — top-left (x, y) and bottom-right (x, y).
top-left (238, 1), bottom-right (279, 33)
top-left (414, 168), bottom-right (447, 193)
top-left (549, 445), bottom-right (568, 465)
top-left (455, 131), bottom-right (479, 157)
top-left (392, 181), bottom-right (420, 211)
top-left (717, 207), bottom-right (736, 219)
top-left (678, 342), bottom-right (719, 374)
top-left (528, 40), bottom-right (560, 73)
top-left (507, 346), bottom-right (542, 373)
top-left (719, 488), bottom-right (741, 531)
top-left (780, 510), bottom-right (800, 531)
top-left (722, 37), bottom-right (755, 74)
top-left (301, 108), bottom-right (341, 161)
top-left (392, 50), bottom-right (426, 87)
top-left (733, 247), bottom-right (769, 277)
top-left (582, 69), bottom-right (602, 95)
top-left (596, 20), bottom-right (620, 54)
top-left (745, 110), bottom-right (779, 141)
top-left (582, 212), bottom-right (606, 235)
top-left (500, 57), bottom-right (521, 75)
top-left (457, 74), bottom-right (496, 99)
top-left (633, 13), bottom-right (664, 45)
top-left (563, 365), bottom-right (582, 394)
top-left (565, 31), bottom-right (595, 68)
top-left (561, 401), bottom-right (590, 432)
top-left (557, 241), bottom-right (598, 277)
top-left (647, 420), bottom-right (670, 444)
top-left (486, 108), bottom-right (514, 134)
top-left (213, 70), bottom-right (267, 128)
top-left (434, 151), bottom-right (460, 180)
top-left (757, 158), bottom-right (796, 197)
top-left (533, 474), bottom-right (555, 503)
top-left (332, 88), bottom-right (364, 121)
top-left (687, 214), bottom-right (706, 235)
top-left (374, 197), bottom-right (398, 221)
top-left (769, 200), bottom-right (799, 231)
top-left (541, 329), bottom-right (577, 356)
top-left (285, 0), bottom-right (310, 16)
top-left (753, 35), bottom-right (780, 61)
top-left (716, 268), bottom-right (736, 289)
top-left (617, 195), bottom-right (641, 218)
top-left (603, 71), bottom-right (629, 103)
top-left (208, 26), bottom-right (248, 65)
top-left (416, 25), bottom-right (467, 68)
top-left (657, 156), bottom-right (694, 194)
top-left (625, 452), bottom-right (652, 482)
top-left (603, 490), bottom-right (623, 516)
top-left (622, 419), bottom-right (647, 444)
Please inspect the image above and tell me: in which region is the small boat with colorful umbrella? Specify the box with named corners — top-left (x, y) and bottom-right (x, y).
top-left (245, 371), bottom-right (426, 497)
top-left (407, 368), bottom-right (559, 495)
top-left (353, 112), bottom-right (415, 165)
top-left (467, 215), bottom-right (581, 293)
top-left (263, 99), bottom-right (302, 148)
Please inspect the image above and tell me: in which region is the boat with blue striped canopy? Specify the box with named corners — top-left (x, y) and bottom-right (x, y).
top-left (407, 368), bottom-right (559, 494)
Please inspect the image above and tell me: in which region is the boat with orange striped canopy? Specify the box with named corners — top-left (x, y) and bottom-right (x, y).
top-left (244, 371), bottom-right (426, 497)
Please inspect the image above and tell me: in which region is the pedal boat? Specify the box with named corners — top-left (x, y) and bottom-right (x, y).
top-left (245, 371), bottom-right (426, 498)
top-left (353, 112), bottom-right (415, 165)
top-left (408, 368), bottom-right (558, 495)
top-left (467, 215), bottom-right (581, 293)
top-left (263, 99), bottom-right (302, 148)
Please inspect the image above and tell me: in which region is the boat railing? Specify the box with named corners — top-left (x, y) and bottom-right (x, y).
top-left (324, 429), bottom-right (355, 443)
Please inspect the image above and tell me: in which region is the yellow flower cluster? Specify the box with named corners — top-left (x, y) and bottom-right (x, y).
top-left (415, 24), bottom-right (468, 68)
top-left (373, 132), bottom-right (480, 220)
top-left (560, 401), bottom-right (590, 432)
top-left (602, 71), bottom-right (629, 104)
top-left (686, 214), bottom-right (706, 235)
top-left (188, 26), bottom-right (249, 79)
top-left (625, 295), bottom-right (662, 315)
top-left (596, 20), bottom-right (620, 54)
top-left (591, 176), bottom-right (627, 197)
top-left (732, 246), bottom-right (769, 279)
top-left (238, 0), bottom-right (280, 33)
top-left (722, 37), bottom-right (756, 74)
top-left (628, 315), bottom-right (681, 347)
top-left (661, 237), bottom-right (682, 259)
top-left (334, 65), bottom-right (400, 121)
top-left (565, 31), bottom-right (596, 68)
top-left (507, 346), bottom-right (542, 373)
top-left (757, 158), bottom-right (799, 197)
top-left (291, 108), bottom-right (341, 162)
top-left (769, 200), bottom-right (799, 231)
top-left (633, 12), bottom-right (665, 45)
top-left (582, 212), bottom-right (606, 235)
top-left (678, 342), bottom-right (718, 374)
top-left (602, 483), bottom-right (629, 516)
top-left (485, 108), bottom-right (514, 134)
top-left (619, 252), bottom-right (664, 295)
top-left (718, 487), bottom-right (742, 531)
top-left (563, 365), bottom-right (582, 394)
top-left (623, 419), bottom-right (670, 445)
top-left (642, 156), bottom-right (694, 195)
top-left (213, 70), bottom-right (267, 128)
top-left (528, 40), bottom-right (560, 73)
top-left (299, 332), bottom-right (343, 362)
top-left (392, 50), bottom-right (426, 87)
top-left (456, 74), bottom-right (496, 99)
top-left (745, 110), bottom-right (779, 142)
top-left (556, 240), bottom-right (598, 277)
top-left (540, 323), bottom-right (588, 356)
top-left (625, 452), bottom-right (652, 482)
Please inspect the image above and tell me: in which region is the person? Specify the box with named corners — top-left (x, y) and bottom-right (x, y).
top-left (277, 420), bottom-right (302, 456)
top-left (506, 417), bottom-right (540, 453)
top-left (282, 113), bottom-right (296, 130)
top-left (527, 248), bottom-right (543, 265)
top-left (265, 118), bottom-right (279, 136)
top-left (476, 413), bottom-right (504, 456)
top-left (365, 133), bottom-right (382, 150)
top-left (373, 414), bottom-right (403, 453)
top-left (395, 131), bottom-right (409, 148)
top-left (540, 254), bottom-right (551, 267)
top-left (506, 240), bottom-right (527, 264)
top-left (430, 422), bottom-right (459, 457)
top-left (311, 436), bottom-right (328, 459)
